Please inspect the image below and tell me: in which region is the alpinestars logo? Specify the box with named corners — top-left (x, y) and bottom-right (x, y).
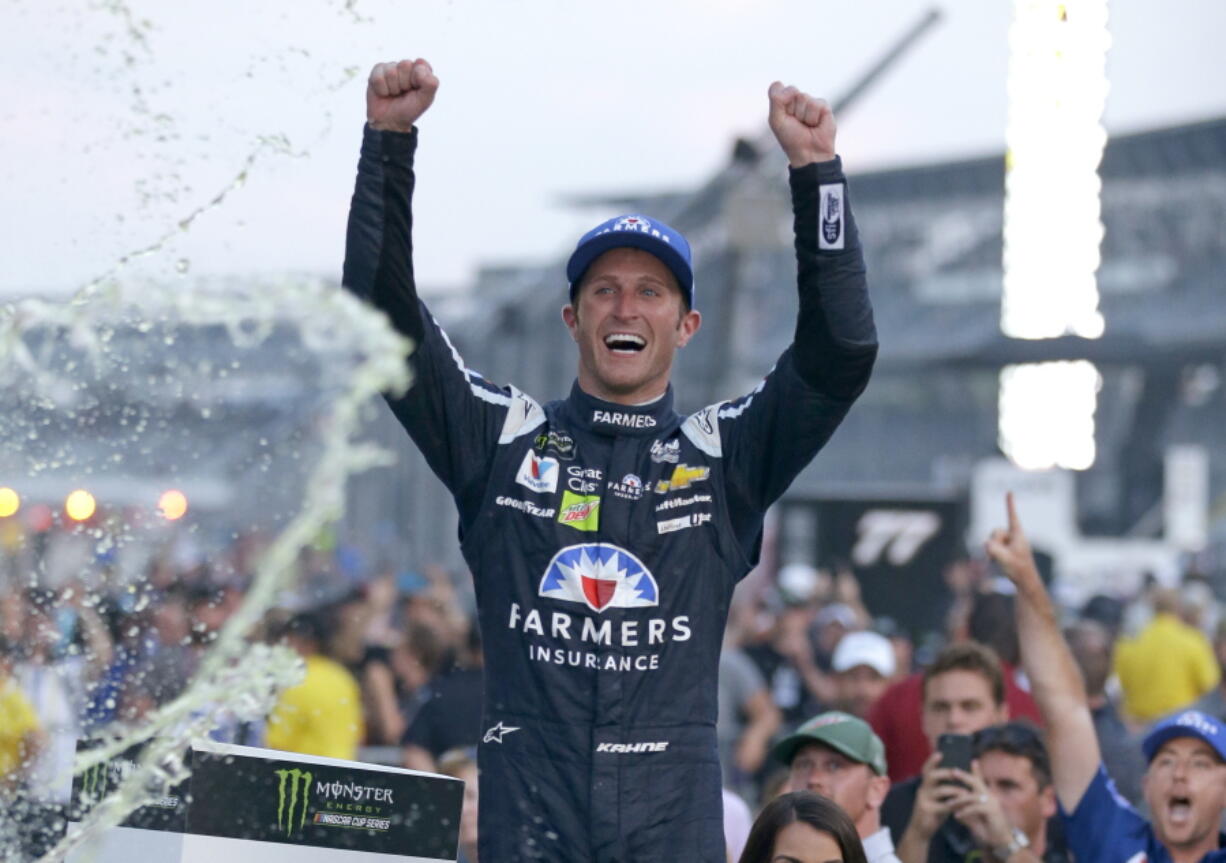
top-left (275, 768), bottom-right (312, 835)
top-left (483, 722), bottom-right (521, 743)
top-left (539, 543), bottom-right (658, 612)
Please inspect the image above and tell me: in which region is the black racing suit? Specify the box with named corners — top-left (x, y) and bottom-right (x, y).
top-left (343, 125), bottom-right (876, 862)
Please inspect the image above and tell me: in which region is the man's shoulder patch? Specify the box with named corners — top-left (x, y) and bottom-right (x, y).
top-left (499, 386), bottom-right (546, 443)
top-left (681, 403), bottom-right (723, 457)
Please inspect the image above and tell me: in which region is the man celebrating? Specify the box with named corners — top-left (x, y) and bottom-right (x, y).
top-left (343, 58), bottom-right (875, 862)
top-left (987, 493), bottom-right (1226, 863)
top-left (776, 711), bottom-right (901, 863)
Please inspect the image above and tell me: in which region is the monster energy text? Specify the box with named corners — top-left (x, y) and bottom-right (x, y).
top-left (316, 779), bottom-right (394, 805)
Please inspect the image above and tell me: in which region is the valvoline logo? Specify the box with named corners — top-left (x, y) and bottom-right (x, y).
top-left (516, 450), bottom-right (559, 494)
top-left (539, 544), bottom-right (658, 613)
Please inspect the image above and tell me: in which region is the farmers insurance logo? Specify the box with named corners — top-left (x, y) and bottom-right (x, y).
top-left (539, 543), bottom-right (658, 612)
top-left (275, 768), bottom-right (312, 835)
top-left (516, 450), bottom-right (559, 494)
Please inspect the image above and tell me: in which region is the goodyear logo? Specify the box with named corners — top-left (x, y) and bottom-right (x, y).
top-left (654, 464), bottom-right (710, 494)
top-left (558, 491), bottom-right (600, 531)
top-left (276, 768), bottom-right (313, 835)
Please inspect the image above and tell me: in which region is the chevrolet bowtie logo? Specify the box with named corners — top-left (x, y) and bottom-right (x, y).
top-left (483, 722), bottom-right (521, 744)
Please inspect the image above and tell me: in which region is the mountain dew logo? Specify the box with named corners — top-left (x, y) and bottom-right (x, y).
top-left (275, 768), bottom-right (313, 834)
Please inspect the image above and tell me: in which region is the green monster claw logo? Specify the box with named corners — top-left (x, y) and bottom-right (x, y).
top-left (81, 763), bottom-right (108, 800)
top-left (275, 768), bottom-right (313, 835)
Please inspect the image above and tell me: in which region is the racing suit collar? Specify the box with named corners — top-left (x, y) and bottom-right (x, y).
top-left (568, 381), bottom-right (675, 437)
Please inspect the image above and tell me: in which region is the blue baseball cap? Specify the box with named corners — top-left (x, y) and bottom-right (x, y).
top-left (1142, 710), bottom-right (1226, 763)
top-left (566, 214), bottom-right (694, 308)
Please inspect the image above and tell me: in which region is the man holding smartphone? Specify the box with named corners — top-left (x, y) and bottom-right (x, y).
top-left (884, 642), bottom-right (1051, 862)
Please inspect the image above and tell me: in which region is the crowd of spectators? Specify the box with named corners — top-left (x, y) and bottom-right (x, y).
top-left (2, 510), bottom-right (1226, 862)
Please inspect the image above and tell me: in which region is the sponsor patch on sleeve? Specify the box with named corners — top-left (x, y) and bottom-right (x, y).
top-left (818, 182), bottom-right (845, 250)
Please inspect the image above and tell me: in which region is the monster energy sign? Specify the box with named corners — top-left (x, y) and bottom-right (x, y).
top-left (183, 748), bottom-right (462, 857)
top-left (275, 768), bottom-right (312, 834)
top-left (70, 742), bottom-right (187, 833)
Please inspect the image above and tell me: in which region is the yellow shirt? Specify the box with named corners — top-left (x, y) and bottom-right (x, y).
top-left (266, 655), bottom-right (364, 761)
top-left (1114, 613), bottom-right (1220, 722)
top-left (0, 678), bottom-right (40, 778)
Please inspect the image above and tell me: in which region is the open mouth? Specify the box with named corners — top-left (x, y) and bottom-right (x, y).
top-left (1168, 796), bottom-right (1192, 825)
top-left (604, 333), bottom-right (646, 354)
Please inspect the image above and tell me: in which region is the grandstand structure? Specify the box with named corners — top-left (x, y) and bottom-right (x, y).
top-left (347, 116), bottom-right (1226, 583)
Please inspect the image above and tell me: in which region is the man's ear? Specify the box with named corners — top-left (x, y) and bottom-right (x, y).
top-left (675, 309), bottom-right (702, 348)
top-left (1039, 784), bottom-right (1057, 819)
top-left (866, 773), bottom-right (890, 811)
top-left (562, 304), bottom-right (579, 342)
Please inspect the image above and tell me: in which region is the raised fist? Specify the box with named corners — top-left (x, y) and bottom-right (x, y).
top-left (367, 59), bottom-right (439, 133)
top-left (767, 82), bottom-right (836, 168)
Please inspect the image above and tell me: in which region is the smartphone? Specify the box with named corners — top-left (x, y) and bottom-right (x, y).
top-left (936, 733), bottom-right (973, 786)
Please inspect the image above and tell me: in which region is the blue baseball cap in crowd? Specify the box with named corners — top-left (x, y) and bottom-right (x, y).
top-left (1142, 710), bottom-right (1226, 763)
top-left (566, 215), bottom-right (695, 308)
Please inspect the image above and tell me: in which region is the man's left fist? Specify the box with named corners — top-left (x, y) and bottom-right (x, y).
top-left (767, 82), bottom-right (836, 168)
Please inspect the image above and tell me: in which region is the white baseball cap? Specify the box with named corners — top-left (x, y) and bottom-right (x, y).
top-left (831, 631), bottom-right (896, 678)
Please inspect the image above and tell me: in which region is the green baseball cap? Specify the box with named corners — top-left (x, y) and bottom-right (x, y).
top-left (771, 711), bottom-right (888, 776)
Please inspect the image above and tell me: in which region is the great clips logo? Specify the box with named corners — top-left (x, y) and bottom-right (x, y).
top-left (539, 543), bottom-right (658, 613)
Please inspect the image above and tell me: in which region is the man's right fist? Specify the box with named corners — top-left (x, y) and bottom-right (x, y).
top-left (367, 59), bottom-right (439, 133)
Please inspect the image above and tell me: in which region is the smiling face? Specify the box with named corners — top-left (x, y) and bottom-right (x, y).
top-left (562, 247), bottom-right (701, 405)
top-left (1144, 737), bottom-right (1226, 853)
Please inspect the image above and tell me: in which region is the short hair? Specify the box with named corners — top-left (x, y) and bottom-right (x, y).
top-left (968, 593), bottom-right (1020, 667)
top-left (404, 620), bottom-right (450, 676)
top-left (271, 611), bottom-right (327, 646)
top-left (973, 722), bottom-right (1052, 789)
top-left (922, 642), bottom-right (1005, 707)
top-left (737, 791), bottom-right (868, 863)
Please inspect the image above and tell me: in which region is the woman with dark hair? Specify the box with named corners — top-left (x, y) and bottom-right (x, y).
top-left (739, 791), bottom-right (868, 863)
